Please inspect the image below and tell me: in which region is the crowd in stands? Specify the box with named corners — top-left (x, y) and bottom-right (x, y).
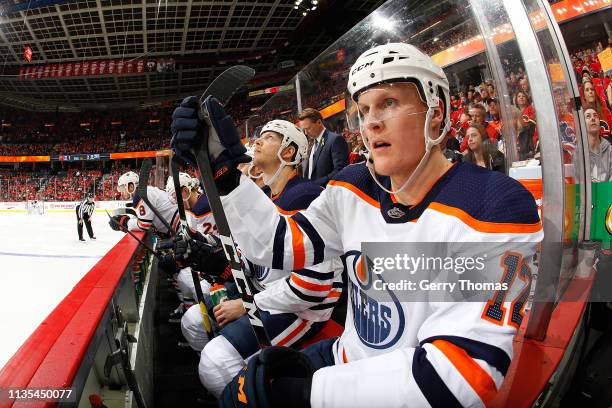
top-left (0, 107), bottom-right (171, 156)
top-left (1, 28), bottom-right (610, 201)
top-left (0, 169), bottom-right (47, 201)
top-left (0, 162), bottom-right (139, 202)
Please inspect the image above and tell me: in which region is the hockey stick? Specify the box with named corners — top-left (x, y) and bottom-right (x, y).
top-left (105, 210), bottom-right (162, 260)
top-left (136, 159), bottom-right (174, 234)
top-left (187, 65), bottom-right (270, 348)
top-left (171, 155), bottom-right (214, 338)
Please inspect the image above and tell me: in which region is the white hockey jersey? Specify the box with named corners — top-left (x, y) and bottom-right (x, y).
top-left (129, 186), bottom-right (178, 235)
top-left (221, 162), bottom-right (543, 408)
top-left (185, 193), bottom-right (218, 236)
top-left (245, 175), bottom-right (344, 322)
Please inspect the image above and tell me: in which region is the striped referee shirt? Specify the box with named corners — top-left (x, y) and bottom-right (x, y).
top-left (77, 200), bottom-right (95, 220)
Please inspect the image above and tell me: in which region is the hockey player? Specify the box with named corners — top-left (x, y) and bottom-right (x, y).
top-left (76, 193), bottom-right (96, 241)
top-left (109, 170), bottom-right (177, 235)
top-left (178, 120), bottom-right (344, 396)
top-left (165, 172), bottom-right (221, 322)
top-left (171, 43), bottom-right (543, 408)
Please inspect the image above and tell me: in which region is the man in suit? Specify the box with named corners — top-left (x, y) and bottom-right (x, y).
top-left (298, 108), bottom-right (349, 186)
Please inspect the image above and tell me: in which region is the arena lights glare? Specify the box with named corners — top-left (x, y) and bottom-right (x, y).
top-left (294, 0), bottom-right (318, 15)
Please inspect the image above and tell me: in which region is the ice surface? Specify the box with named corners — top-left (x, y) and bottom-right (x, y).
top-left (0, 211), bottom-right (125, 370)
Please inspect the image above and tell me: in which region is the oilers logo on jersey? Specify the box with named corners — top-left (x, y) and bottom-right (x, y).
top-left (346, 250), bottom-right (405, 349)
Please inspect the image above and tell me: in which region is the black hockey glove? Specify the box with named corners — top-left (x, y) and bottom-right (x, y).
top-left (170, 95), bottom-right (250, 194)
top-left (220, 346), bottom-right (313, 408)
top-left (158, 253), bottom-right (181, 276)
top-left (109, 215), bottom-right (129, 231)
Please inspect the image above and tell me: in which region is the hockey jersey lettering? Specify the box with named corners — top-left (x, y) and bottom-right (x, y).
top-left (129, 186), bottom-right (177, 234)
top-left (221, 162), bottom-right (543, 407)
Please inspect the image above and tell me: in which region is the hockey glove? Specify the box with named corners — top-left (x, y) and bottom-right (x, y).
top-left (158, 253), bottom-right (181, 276)
top-left (109, 215), bottom-right (129, 231)
top-left (220, 346), bottom-right (313, 408)
top-left (171, 95), bottom-right (250, 194)
top-left (187, 233), bottom-right (230, 277)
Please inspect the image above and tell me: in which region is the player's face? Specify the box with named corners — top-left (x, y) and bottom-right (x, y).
top-left (584, 109), bottom-right (600, 134)
top-left (118, 184), bottom-right (130, 200)
top-left (357, 82), bottom-right (431, 178)
top-left (467, 127), bottom-right (483, 152)
top-left (253, 131), bottom-right (282, 170)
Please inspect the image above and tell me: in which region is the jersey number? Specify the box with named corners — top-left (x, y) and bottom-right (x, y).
top-left (139, 206), bottom-right (146, 216)
top-left (482, 252), bottom-right (532, 328)
top-left (202, 222), bottom-right (218, 235)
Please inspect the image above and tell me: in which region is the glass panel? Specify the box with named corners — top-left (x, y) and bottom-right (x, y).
top-left (244, 0), bottom-right (571, 340)
top-left (519, 0), bottom-right (584, 299)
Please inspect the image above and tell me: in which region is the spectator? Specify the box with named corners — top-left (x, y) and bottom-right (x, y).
top-left (519, 76), bottom-right (530, 96)
top-left (582, 79), bottom-right (612, 140)
top-left (463, 124), bottom-right (505, 172)
top-left (585, 107), bottom-right (612, 182)
top-left (459, 103), bottom-right (500, 151)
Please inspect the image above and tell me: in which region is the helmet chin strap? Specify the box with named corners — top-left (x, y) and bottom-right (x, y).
top-left (364, 107), bottom-right (450, 196)
top-left (247, 163), bottom-right (263, 180)
top-left (182, 189), bottom-right (193, 208)
top-left (263, 161), bottom-right (286, 187)
top-left (263, 146), bottom-right (299, 187)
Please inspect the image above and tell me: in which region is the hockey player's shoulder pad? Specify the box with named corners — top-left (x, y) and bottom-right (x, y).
top-left (327, 162), bottom-right (379, 205)
top-left (191, 193), bottom-right (212, 217)
top-left (274, 176), bottom-right (324, 212)
top-left (434, 162), bottom-right (540, 225)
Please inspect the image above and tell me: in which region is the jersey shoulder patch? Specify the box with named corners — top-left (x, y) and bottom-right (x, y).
top-left (433, 162), bottom-right (540, 225)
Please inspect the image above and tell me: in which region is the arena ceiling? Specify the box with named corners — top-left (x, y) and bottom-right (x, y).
top-left (0, 0), bottom-right (383, 111)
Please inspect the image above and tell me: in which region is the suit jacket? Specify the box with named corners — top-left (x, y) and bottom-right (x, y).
top-left (303, 129), bottom-right (349, 186)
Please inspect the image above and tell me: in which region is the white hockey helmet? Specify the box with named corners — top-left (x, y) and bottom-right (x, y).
top-left (347, 42), bottom-right (449, 114)
top-left (165, 172), bottom-right (196, 204)
top-left (117, 171), bottom-right (139, 193)
top-left (346, 43), bottom-right (451, 195)
top-left (260, 119), bottom-right (309, 166)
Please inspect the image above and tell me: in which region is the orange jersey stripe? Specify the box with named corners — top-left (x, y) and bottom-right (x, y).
top-left (327, 291), bottom-right (342, 298)
top-left (429, 202), bottom-right (542, 234)
top-left (287, 217), bottom-right (305, 270)
top-left (290, 274), bottom-right (333, 292)
top-left (342, 347), bottom-right (348, 363)
top-left (277, 320), bottom-right (309, 347)
top-left (432, 340), bottom-right (497, 405)
top-left (275, 205), bottom-right (301, 216)
top-left (328, 180), bottom-right (380, 209)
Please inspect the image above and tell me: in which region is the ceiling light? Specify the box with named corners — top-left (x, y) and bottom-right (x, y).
top-left (302, 11), bottom-right (307, 16)
top-left (294, 5), bottom-right (298, 8)
top-left (312, 6), bottom-right (317, 10)
top-left (312, 0), bottom-right (318, 4)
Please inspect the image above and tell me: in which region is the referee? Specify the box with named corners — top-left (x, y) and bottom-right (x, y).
top-left (76, 193), bottom-right (96, 241)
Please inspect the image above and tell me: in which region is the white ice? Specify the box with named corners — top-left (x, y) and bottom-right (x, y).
top-left (0, 211), bottom-right (126, 370)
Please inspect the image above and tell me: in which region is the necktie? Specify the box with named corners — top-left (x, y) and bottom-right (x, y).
top-left (309, 139), bottom-right (319, 179)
